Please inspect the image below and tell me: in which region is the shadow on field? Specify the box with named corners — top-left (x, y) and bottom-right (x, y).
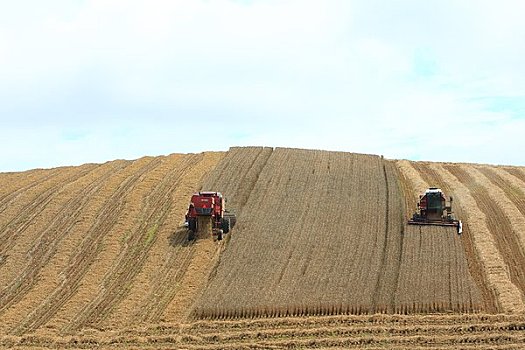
top-left (169, 226), bottom-right (193, 247)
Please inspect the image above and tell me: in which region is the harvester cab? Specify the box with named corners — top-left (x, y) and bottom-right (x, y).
top-left (184, 191), bottom-right (236, 241)
top-left (408, 188), bottom-right (462, 234)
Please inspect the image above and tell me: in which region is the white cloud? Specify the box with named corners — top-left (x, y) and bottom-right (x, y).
top-left (0, 0), bottom-right (524, 171)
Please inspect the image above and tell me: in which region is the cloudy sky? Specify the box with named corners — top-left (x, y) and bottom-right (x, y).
top-left (1, 0), bottom-right (524, 171)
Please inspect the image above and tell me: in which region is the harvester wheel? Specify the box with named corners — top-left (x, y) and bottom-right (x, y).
top-left (188, 230), bottom-right (195, 241)
top-left (188, 218), bottom-right (197, 232)
top-left (223, 212), bottom-right (236, 229)
top-left (221, 218), bottom-right (231, 234)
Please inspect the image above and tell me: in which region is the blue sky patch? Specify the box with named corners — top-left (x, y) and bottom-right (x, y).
top-left (413, 48), bottom-right (438, 78)
top-left (473, 96), bottom-right (525, 118)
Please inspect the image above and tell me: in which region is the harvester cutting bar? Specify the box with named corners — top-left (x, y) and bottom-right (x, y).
top-left (408, 220), bottom-right (457, 227)
top-left (408, 219), bottom-right (463, 233)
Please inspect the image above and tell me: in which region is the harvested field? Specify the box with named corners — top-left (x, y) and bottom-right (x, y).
top-left (1, 147), bottom-right (525, 349)
top-left (408, 161), bottom-right (525, 313)
top-left (0, 152), bottom-right (225, 337)
top-left (2, 314), bottom-right (525, 349)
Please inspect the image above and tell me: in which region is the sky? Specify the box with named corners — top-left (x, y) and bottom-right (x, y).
top-left (1, 0), bottom-right (524, 171)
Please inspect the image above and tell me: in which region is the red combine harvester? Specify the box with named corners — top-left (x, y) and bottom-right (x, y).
top-left (184, 191), bottom-right (236, 241)
top-left (408, 187), bottom-right (462, 234)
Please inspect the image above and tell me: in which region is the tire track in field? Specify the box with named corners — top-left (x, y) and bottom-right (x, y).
top-left (372, 160), bottom-right (405, 313)
top-left (65, 154), bottom-right (205, 331)
top-left (504, 167), bottom-right (525, 184)
top-left (108, 153), bottom-right (224, 327)
top-left (133, 156), bottom-right (221, 323)
top-left (0, 161), bottom-right (128, 317)
top-left (0, 168), bottom-right (71, 272)
top-left (0, 168), bottom-right (52, 197)
top-left (12, 157), bottom-right (163, 335)
top-left (0, 168), bottom-right (61, 215)
top-left (120, 152), bottom-right (225, 325)
top-left (409, 162), bottom-right (499, 313)
top-left (0, 165), bottom-right (98, 261)
top-left (133, 228), bottom-right (197, 323)
top-left (370, 158), bottom-right (392, 313)
top-left (444, 164), bottom-right (525, 299)
top-left (0, 165), bottom-right (98, 288)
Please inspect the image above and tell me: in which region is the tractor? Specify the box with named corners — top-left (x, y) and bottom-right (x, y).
top-left (184, 192), bottom-right (236, 241)
top-left (408, 188), bottom-right (462, 234)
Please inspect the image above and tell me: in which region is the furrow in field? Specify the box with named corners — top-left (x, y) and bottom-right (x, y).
top-left (182, 314), bottom-right (525, 334)
top-left (12, 157), bottom-right (164, 335)
top-left (179, 332), bottom-right (525, 350)
top-left (27, 314), bottom-right (525, 338)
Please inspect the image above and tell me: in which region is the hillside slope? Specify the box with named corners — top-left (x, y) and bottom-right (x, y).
top-left (194, 148), bottom-right (481, 318)
top-left (398, 160), bottom-right (525, 314)
top-left (0, 152), bottom-right (225, 336)
top-left (1, 147), bottom-right (525, 349)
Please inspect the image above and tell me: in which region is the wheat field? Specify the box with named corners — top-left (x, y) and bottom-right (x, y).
top-left (1, 147), bottom-right (525, 349)
top-left (194, 148), bottom-right (482, 318)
